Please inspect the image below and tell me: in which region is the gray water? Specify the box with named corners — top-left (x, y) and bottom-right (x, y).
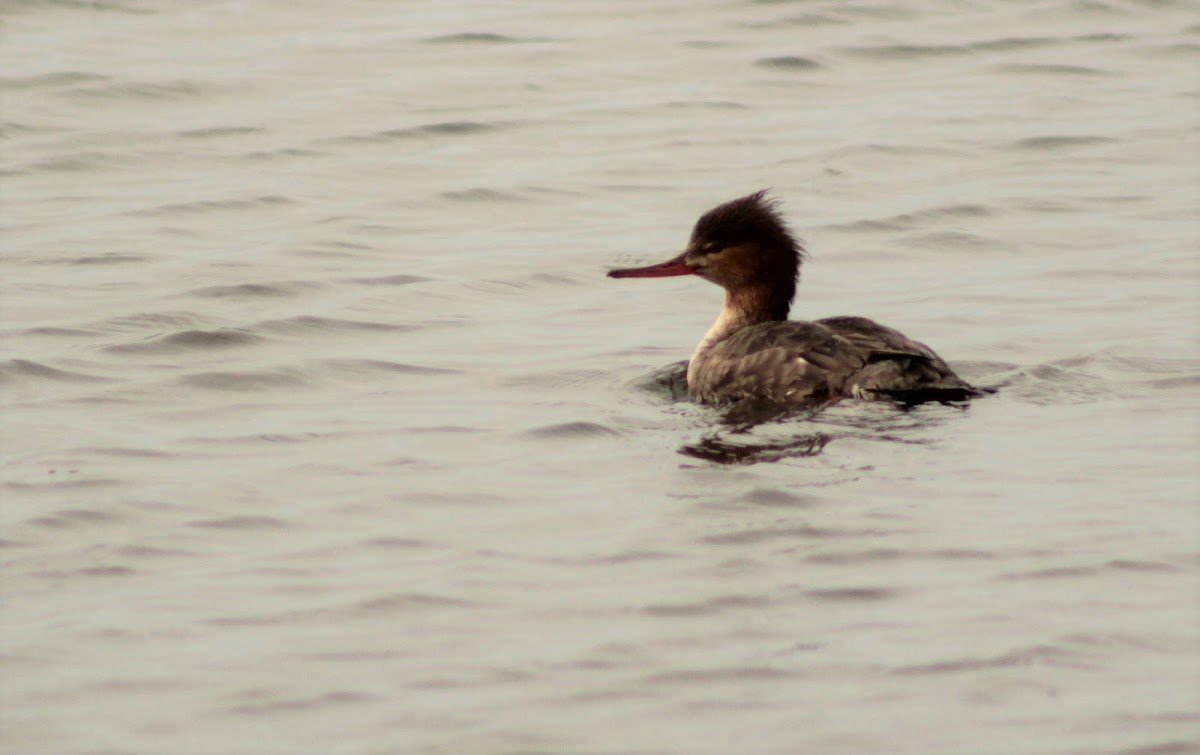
top-left (3, 1), bottom-right (1199, 753)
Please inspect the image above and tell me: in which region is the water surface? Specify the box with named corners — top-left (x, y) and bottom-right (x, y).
top-left (2, 1), bottom-right (1198, 753)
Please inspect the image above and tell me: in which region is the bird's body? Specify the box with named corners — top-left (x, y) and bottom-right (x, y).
top-left (609, 192), bottom-right (981, 406)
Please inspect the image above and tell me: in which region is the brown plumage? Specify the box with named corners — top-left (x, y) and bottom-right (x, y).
top-left (609, 191), bottom-right (984, 406)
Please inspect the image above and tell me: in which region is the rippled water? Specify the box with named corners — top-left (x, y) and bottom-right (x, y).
top-left (3, 1), bottom-right (1199, 753)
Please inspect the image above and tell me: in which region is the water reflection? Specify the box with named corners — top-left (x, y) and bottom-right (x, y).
top-left (679, 430), bottom-right (831, 465)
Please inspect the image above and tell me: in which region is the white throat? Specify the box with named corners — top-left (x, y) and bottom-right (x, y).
top-left (686, 299), bottom-right (752, 387)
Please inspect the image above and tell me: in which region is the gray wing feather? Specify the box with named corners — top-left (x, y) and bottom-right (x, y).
top-left (689, 316), bottom-right (978, 404)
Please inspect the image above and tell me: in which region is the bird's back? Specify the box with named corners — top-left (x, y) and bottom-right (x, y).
top-left (688, 315), bottom-right (978, 405)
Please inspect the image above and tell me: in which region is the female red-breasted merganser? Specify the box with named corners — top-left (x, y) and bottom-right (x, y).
top-left (609, 191), bottom-right (983, 405)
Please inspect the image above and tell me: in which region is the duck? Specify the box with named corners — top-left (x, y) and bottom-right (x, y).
top-left (608, 191), bottom-right (984, 406)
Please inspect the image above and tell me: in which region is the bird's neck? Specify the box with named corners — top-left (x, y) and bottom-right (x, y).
top-left (688, 286), bottom-right (787, 384)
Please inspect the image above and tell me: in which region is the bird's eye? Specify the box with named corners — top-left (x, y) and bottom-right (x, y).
top-left (700, 240), bottom-right (721, 253)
